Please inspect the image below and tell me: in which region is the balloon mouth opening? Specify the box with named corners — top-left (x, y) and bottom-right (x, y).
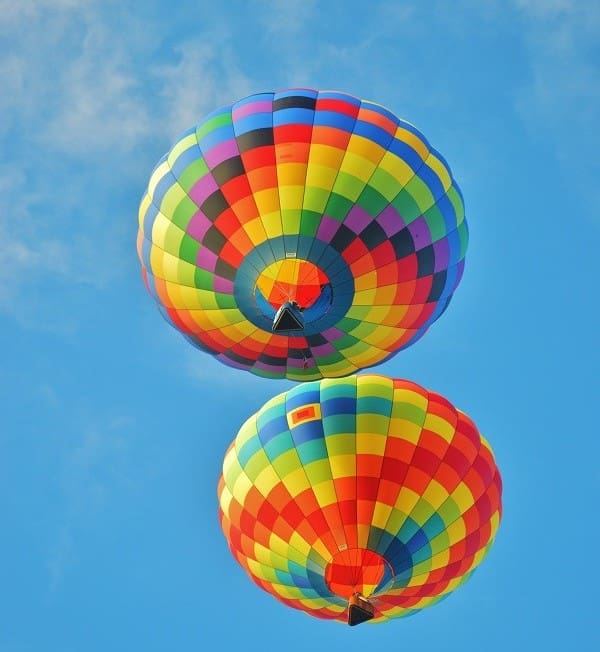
top-left (254, 258), bottom-right (333, 328)
top-left (324, 548), bottom-right (392, 600)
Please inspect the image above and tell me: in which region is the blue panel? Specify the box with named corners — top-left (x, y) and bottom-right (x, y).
top-left (273, 107), bottom-right (315, 126)
top-left (312, 111), bottom-right (356, 133)
top-left (290, 420), bottom-right (325, 445)
top-left (170, 143), bottom-right (203, 179)
top-left (321, 396), bottom-right (356, 417)
top-left (197, 126), bottom-right (236, 153)
top-left (234, 112), bottom-right (274, 135)
top-left (353, 120), bottom-right (394, 149)
top-left (286, 385), bottom-right (321, 410)
top-left (388, 138), bottom-right (424, 172)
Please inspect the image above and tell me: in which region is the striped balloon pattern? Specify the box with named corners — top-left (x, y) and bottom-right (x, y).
top-left (138, 89), bottom-right (467, 380)
top-left (218, 374), bottom-right (502, 623)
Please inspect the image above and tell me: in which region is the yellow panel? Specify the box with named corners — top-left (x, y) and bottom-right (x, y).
top-left (277, 162), bottom-right (307, 186)
top-left (218, 485), bottom-right (233, 518)
top-left (138, 193), bottom-right (152, 230)
top-left (231, 471), bottom-right (253, 502)
top-left (308, 143), bottom-right (346, 168)
top-left (420, 479), bottom-right (448, 510)
top-left (424, 153), bottom-right (452, 191)
top-left (393, 388), bottom-right (429, 412)
top-left (451, 483), bottom-right (475, 511)
top-left (287, 530), bottom-right (312, 558)
top-left (394, 486), bottom-right (420, 513)
top-left (384, 507), bottom-right (409, 534)
top-left (235, 418), bottom-right (259, 452)
top-left (311, 479), bottom-right (339, 506)
top-left (282, 468), bottom-right (311, 497)
top-left (160, 182), bottom-right (187, 217)
top-left (254, 189), bottom-right (281, 216)
top-left (444, 518), bottom-right (466, 543)
top-left (167, 132), bottom-right (198, 165)
top-left (409, 497), bottom-right (436, 526)
top-left (371, 501), bottom-right (393, 530)
top-left (345, 134), bottom-right (386, 162)
top-left (356, 432), bottom-right (388, 455)
top-left (261, 210), bottom-right (284, 239)
top-left (423, 413), bottom-right (455, 442)
top-left (395, 126), bottom-right (429, 161)
top-left (240, 217), bottom-right (269, 246)
top-left (339, 150), bottom-right (376, 182)
top-left (353, 270), bottom-right (378, 292)
top-left (253, 465), bottom-right (281, 497)
top-left (147, 161), bottom-right (170, 198)
top-left (278, 185), bottom-right (305, 211)
top-left (378, 151), bottom-right (415, 185)
top-left (150, 212), bottom-right (172, 250)
top-left (329, 455), bottom-right (356, 478)
top-left (352, 289), bottom-right (377, 305)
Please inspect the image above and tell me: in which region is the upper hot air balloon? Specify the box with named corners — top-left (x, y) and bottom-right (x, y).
top-left (218, 374), bottom-right (501, 625)
top-left (138, 89), bottom-right (467, 380)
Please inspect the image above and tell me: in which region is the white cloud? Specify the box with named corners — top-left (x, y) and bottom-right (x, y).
top-left (154, 39), bottom-right (254, 141)
top-left (512, 2), bottom-right (600, 214)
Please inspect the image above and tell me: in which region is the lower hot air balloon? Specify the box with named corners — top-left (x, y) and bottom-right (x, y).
top-left (218, 374), bottom-right (501, 625)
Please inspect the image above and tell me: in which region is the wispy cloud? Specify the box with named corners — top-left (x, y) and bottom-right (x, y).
top-left (47, 414), bottom-right (138, 589)
top-left (511, 2), bottom-right (600, 216)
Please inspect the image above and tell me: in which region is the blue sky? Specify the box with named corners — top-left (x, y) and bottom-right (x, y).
top-left (1, 1), bottom-right (598, 650)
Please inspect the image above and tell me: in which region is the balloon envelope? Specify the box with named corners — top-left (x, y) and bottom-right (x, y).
top-left (138, 90), bottom-right (467, 380)
top-left (218, 374), bottom-right (501, 623)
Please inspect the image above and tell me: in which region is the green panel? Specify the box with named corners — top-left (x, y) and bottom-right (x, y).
top-left (194, 267), bottom-right (216, 291)
top-left (423, 204), bottom-right (448, 242)
top-left (214, 292), bottom-right (238, 309)
top-left (302, 458), bottom-right (334, 485)
top-left (303, 186), bottom-right (330, 214)
top-left (296, 439), bottom-right (329, 466)
top-left (391, 188), bottom-right (421, 223)
top-left (391, 401), bottom-right (427, 425)
top-left (298, 210), bottom-right (322, 237)
top-left (172, 196), bottom-right (200, 231)
top-left (179, 235), bottom-right (201, 264)
top-left (446, 184), bottom-right (465, 225)
top-left (356, 184), bottom-right (388, 217)
top-left (243, 449), bottom-right (272, 481)
top-left (323, 192), bottom-right (354, 221)
top-left (196, 112), bottom-right (232, 139)
top-left (368, 167), bottom-right (403, 202)
top-left (323, 433), bottom-right (356, 455)
top-left (177, 158), bottom-right (210, 193)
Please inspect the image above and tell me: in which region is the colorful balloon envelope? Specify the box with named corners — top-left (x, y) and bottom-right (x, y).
top-left (218, 374), bottom-right (501, 624)
top-left (138, 89), bottom-right (467, 380)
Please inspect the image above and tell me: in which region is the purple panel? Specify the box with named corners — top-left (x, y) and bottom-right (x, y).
top-left (316, 215), bottom-right (341, 242)
top-left (376, 204), bottom-right (404, 237)
top-left (310, 342), bottom-right (337, 356)
top-left (433, 238), bottom-right (450, 273)
top-left (196, 247), bottom-right (218, 272)
top-left (321, 326), bottom-right (346, 341)
top-left (218, 354), bottom-right (248, 371)
top-left (187, 211), bottom-right (212, 241)
top-left (204, 138), bottom-right (240, 168)
top-left (408, 215), bottom-right (432, 251)
top-left (214, 277), bottom-right (234, 293)
top-left (344, 205), bottom-right (372, 234)
top-left (189, 174), bottom-right (218, 205)
top-left (232, 100), bottom-right (273, 120)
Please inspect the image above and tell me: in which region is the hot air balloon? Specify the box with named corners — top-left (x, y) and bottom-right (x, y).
top-left (138, 89), bottom-right (467, 380)
top-left (218, 374), bottom-right (501, 625)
